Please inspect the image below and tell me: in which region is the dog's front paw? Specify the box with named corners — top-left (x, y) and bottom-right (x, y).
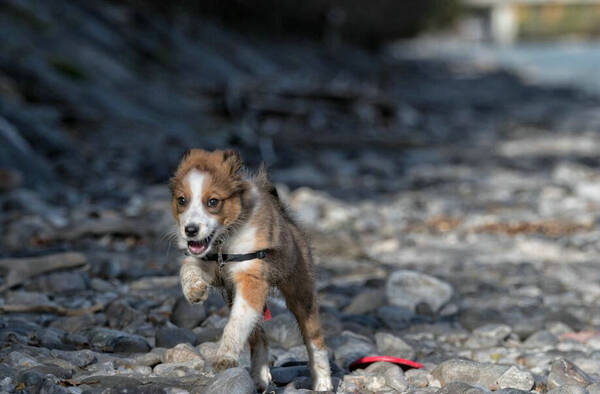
top-left (182, 281), bottom-right (209, 304)
top-left (212, 356), bottom-right (238, 372)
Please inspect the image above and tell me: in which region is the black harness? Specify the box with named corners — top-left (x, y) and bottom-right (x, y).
top-left (202, 249), bottom-right (269, 268)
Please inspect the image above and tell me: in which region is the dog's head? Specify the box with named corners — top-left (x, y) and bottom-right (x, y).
top-left (169, 149), bottom-right (247, 257)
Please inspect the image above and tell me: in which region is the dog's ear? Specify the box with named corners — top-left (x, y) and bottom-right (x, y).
top-left (180, 149), bottom-right (191, 161)
top-left (222, 149), bottom-right (242, 176)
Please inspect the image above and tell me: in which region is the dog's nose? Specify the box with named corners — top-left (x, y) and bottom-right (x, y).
top-left (185, 224), bottom-right (199, 237)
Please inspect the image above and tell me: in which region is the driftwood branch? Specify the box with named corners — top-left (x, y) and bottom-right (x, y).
top-left (0, 252), bottom-right (87, 291)
top-left (0, 302), bottom-right (104, 316)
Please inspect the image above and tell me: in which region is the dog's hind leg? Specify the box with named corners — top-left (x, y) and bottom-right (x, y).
top-left (249, 325), bottom-right (271, 391)
top-left (282, 280), bottom-right (333, 392)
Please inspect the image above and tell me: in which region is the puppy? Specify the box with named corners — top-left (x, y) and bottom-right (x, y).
top-left (169, 149), bottom-right (333, 391)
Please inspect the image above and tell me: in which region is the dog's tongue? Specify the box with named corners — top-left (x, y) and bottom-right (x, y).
top-left (188, 241), bottom-right (205, 255)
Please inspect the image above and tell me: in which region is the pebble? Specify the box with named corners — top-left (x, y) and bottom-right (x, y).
top-left (386, 270), bottom-right (453, 313)
top-left (495, 366), bottom-right (535, 391)
top-left (163, 343), bottom-right (203, 363)
top-left (343, 289), bottom-right (387, 315)
top-left (523, 330), bottom-right (559, 348)
top-left (375, 332), bottom-right (416, 360)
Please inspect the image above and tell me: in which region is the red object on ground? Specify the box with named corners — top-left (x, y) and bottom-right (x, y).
top-left (263, 305), bottom-right (272, 321)
top-left (349, 356), bottom-right (423, 371)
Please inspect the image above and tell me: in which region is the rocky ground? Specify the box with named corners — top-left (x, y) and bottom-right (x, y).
top-left (3, 0), bottom-right (600, 393)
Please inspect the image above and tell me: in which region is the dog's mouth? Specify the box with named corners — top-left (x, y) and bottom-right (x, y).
top-left (187, 231), bottom-right (215, 256)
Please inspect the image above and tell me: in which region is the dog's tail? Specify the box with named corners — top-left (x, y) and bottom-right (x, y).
top-left (255, 164), bottom-right (279, 200)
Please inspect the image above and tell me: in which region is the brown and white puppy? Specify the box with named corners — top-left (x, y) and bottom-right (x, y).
top-left (169, 149), bottom-right (332, 392)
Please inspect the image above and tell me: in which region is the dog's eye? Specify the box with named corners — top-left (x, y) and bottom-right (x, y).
top-left (207, 198), bottom-right (219, 208)
top-left (177, 196), bottom-right (187, 206)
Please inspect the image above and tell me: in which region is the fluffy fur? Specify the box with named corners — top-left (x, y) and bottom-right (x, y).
top-left (169, 149), bottom-right (333, 392)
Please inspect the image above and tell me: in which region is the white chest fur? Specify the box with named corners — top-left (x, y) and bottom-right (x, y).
top-left (224, 222), bottom-right (257, 254)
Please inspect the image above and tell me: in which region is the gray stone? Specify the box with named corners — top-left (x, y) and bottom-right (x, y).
top-left (523, 330), bottom-right (559, 348)
top-left (32, 272), bottom-right (88, 293)
top-left (432, 359), bottom-right (510, 389)
top-left (495, 366), bottom-right (534, 391)
top-left (194, 327), bottom-right (223, 344)
top-left (197, 341), bottom-right (219, 364)
top-left (546, 385), bottom-right (589, 394)
top-left (386, 270), bottom-right (453, 313)
top-left (8, 351), bottom-right (42, 368)
top-left (436, 382), bottom-right (491, 394)
top-left (587, 383), bottom-right (600, 394)
top-left (547, 359), bottom-right (593, 390)
top-left (133, 348), bottom-right (166, 367)
top-left (377, 305), bottom-right (415, 330)
top-left (331, 331), bottom-right (377, 369)
top-left (49, 349), bottom-right (97, 368)
top-left (473, 324), bottom-right (512, 341)
top-left (163, 343), bottom-right (203, 363)
top-left (405, 368), bottom-right (433, 389)
top-left (365, 362), bottom-right (408, 392)
top-left (204, 367), bottom-right (255, 394)
top-left (84, 327), bottom-right (151, 353)
top-left (155, 326), bottom-right (197, 348)
top-left (153, 360), bottom-right (205, 377)
top-left (271, 365), bottom-right (311, 385)
top-left (375, 332), bottom-right (416, 360)
top-left (171, 297), bottom-right (207, 329)
top-left (343, 289), bottom-right (386, 315)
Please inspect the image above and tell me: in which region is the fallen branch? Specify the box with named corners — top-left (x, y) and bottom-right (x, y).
top-left (0, 302), bottom-right (104, 316)
top-left (0, 252), bottom-right (87, 291)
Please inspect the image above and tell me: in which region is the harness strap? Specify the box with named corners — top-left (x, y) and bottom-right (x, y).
top-left (201, 249), bottom-right (269, 264)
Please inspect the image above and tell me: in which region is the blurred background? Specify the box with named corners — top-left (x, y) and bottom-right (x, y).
top-left (2, 1), bottom-right (600, 391)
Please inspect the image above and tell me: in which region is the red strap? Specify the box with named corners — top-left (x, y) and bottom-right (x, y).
top-left (263, 305), bottom-right (272, 321)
